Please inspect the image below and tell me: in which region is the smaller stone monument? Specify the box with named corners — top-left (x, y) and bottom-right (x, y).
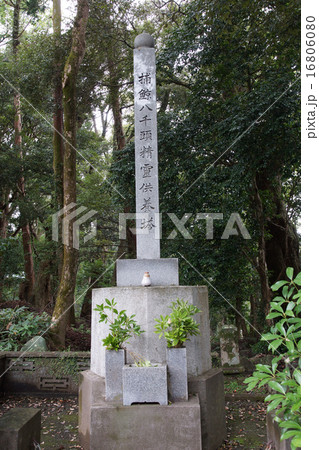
top-left (219, 324), bottom-right (244, 374)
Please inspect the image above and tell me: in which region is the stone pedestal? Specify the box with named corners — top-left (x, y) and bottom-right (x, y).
top-left (189, 368), bottom-right (227, 450)
top-left (116, 258), bottom-right (179, 286)
top-left (105, 349), bottom-right (125, 402)
top-left (79, 369), bottom-right (226, 450)
top-left (122, 364), bottom-right (168, 405)
top-left (167, 347), bottom-right (188, 401)
top-left (91, 286), bottom-right (212, 378)
top-left (79, 370), bottom-right (201, 450)
top-left (0, 408), bottom-right (41, 450)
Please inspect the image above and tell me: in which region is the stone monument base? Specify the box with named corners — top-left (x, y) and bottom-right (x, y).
top-left (91, 286), bottom-right (212, 378)
top-left (116, 258), bottom-right (179, 286)
top-left (79, 369), bottom-right (226, 450)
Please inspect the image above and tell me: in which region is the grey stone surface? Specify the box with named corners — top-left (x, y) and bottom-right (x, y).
top-left (21, 336), bottom-right (47, 352)
top-left (122, 364), bottom-right (168, 405)
top-left (134, 43), bottom-right (160, 259)
top-left (240, 356), bottom-right (255, 373)
top-left (189, 368), bottom-right (227, 450)
top-left (222, 365), bottom-right (245, 374)
top-left (134, 32), bottom-right (155, 48)
top-left (0, 408), bottom-right (41, 450)
top-left (91, 286), bottom-right (212, 378)
top-left (79, 370), bottom-right (201, 450)
top-left (166, 347), bottom-right (188, 401)
top-left (267, 411), bottom-right (296, 450)
top-left (79, 371), bottom-right (105, 449)
top-left (116, 258), bottom-right (179, 286)
top-left (105, 349), bottom-right (125, 403)
top-left (220, 324), bottom-right (240, 366)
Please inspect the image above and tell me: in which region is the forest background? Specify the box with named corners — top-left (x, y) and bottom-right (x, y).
top-left (0, 0), bottom-right (300, 348)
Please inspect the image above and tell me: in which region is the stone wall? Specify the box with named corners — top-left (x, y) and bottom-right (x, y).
top-left (0, 351), bottom-right (90, 395)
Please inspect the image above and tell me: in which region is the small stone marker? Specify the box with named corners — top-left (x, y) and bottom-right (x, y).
top-left (220, 325), bottom-right (242, 370)
top-left (21, 336), bottom-right (47, 352)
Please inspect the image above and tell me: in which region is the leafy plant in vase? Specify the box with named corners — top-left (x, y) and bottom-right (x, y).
top-left (154, 299), bottom-right (201, 401)
top-left (94, 298), bottom-right (144, 402)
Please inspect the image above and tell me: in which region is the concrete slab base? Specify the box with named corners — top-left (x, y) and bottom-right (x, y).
top-left (79, 371), bottom-right (201, 450)
top-left (116, 258), bottom-right (179, 286)
top-left (91, 286), bottom-right (212, 378)
top-left (222, 365), bottom-right (245, 374)
top-left (79, 369), bottom-right (226, 450)
top-left (189, 368), bottom-right (227, 450)
top-left (0, 407), bottom-right (41, 450)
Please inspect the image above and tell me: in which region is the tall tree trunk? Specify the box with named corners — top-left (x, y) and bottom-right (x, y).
top-left (53, 0), bottom-right (64, 212)
top-left (51, 0), bottom-right (89, 348)
top-left (235, 296), bottom-right (248, 339)
top-left (80, 275), bottom-right (95, 321)
top-left (34, 258), bottom-right (53, 310)
top-left (249, 295), bottom-right (258, 338)
top-left (34, 0), bottom-right (65, 309)
top-left (12, 0), bottom-right (35, 304)
top-left (100, 107), bottom-right (109, 138)
top-left (252, 175), bottom-right (272, 325)
top-left (0, 193), bottom-right (10, 301)
top-left (259, 174), bottom-right (301, 285)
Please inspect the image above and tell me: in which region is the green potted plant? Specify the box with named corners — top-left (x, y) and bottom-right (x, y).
top-left (154, 299), bottom-right (201, 401)
top-left (94, 298), bottom-right (144, 402)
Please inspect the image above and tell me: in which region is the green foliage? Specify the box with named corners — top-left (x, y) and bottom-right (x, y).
top-left (134, 359), bottom-right (153, 367)
top-left (35, 355), bottom-right (79, 383)
top-left (244, 268), bottom-right (301, 449)
top-left (94, 298), bottom-right (144, 350)
top-left (0, 306), bottom-right (51, 351)
top-left (154, 299), bottom-right (201, 348)
top-left (251, 340), bottom-right (271, 356)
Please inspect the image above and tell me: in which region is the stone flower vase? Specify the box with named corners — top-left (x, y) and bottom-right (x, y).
top-left (105, 348), bottom-right (125, 402)
top-left (166, 347), bottom-right (188, 401)
top-left (122, 364), bottom-right (168, 406)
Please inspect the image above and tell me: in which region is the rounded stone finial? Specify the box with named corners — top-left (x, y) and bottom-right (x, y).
top-left (134, 32), bottom-right (155, 49)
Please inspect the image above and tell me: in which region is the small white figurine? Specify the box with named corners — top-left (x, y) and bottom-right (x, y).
top-left (141, 271), bottom-right (151, 286)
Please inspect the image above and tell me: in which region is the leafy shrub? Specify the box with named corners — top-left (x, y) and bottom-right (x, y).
top-left (251, 339), bottom-right (271, 355)
top-left (0, 306), bottom-right (51, 351)
top-left (94, 298), bottom-right (144, 350)
top-left (244, 268), bottom-right (301, 449)
top-left (154, 299), bottom-right (201, 348)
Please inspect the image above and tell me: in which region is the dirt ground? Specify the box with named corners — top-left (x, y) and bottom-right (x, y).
top-left (0, 394), bottom-right (270, 449)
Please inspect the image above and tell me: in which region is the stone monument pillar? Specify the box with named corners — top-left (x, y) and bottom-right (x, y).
top-left (133, 32), bottom-right (160, 259)
top-left (79, 33), bottom-right (226, 450)
top-left (116, 32), bottom-right (178, 287)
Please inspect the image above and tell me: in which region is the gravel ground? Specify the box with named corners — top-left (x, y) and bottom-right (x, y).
top-left (0, 394), bottom-right (269, 449)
